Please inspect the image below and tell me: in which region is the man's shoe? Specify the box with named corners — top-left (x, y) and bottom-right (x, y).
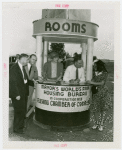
top-left (98, 125), bottom-right (104, 131)
top-left (92, 124), bottom-right (99, 129)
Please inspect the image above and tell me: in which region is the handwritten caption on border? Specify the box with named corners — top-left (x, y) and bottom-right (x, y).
top-left (3, 63), bottom-right (7, 78)
top-left (54, 144), bottom-right (67, 147)
top-left (55, 4), bottom-right (69, 8)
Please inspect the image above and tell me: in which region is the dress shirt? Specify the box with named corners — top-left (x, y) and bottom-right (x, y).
top-left (18, 61), bottom-right (27, 84)
top-left (51, 62), bottom-right (57, 78)
top-left (63, 64), bottom-right (85, 82)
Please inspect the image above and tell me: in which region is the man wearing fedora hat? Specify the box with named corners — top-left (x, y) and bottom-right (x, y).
top-left (43, 52), bottom-right (63, 81)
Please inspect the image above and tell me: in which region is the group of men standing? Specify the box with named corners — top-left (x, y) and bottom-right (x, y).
top-left (9, 54), bottom-right (38, 134)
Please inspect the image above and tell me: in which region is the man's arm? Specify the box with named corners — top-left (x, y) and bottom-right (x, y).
top-left (9, 68), bottom-right (20, 99)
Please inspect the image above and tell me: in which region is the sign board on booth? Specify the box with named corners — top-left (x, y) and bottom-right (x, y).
top-left (33, 19), bottom-right (98, 40)
top-left (36, 84), bottom-right (91, 112)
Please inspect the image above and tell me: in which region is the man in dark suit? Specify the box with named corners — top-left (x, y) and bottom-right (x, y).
top-left (9, 53), bottom-right (29, 134)
top-left (9, 54), bottom-right (20, 70)
top-left (15, 54), bottom-right (20, 63)
top-left (9, 62), bottom-right (15, 70)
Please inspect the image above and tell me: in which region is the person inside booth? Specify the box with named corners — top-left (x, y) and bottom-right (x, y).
top-left (63, 53), bottom-right (85, 84)
top-left (43, 52), bottom-right (63, 82)
top-left (47, 53), bottom-right (52, 62)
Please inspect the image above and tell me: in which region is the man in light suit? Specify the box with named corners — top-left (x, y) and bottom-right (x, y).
top-left (25, 54), bottom-right (38, 111)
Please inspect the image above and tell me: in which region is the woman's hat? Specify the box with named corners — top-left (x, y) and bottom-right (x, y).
top-left (93, 59), bottom-right (105, 66)
top-left (50, 52), bottom-right (59, 59)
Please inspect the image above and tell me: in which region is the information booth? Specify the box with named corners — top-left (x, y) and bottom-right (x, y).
top-left (32, 10), bottom-right (99, 128)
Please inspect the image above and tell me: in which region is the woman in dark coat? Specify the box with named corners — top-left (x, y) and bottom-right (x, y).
top-left (86, 60), bottom-right (112, 131)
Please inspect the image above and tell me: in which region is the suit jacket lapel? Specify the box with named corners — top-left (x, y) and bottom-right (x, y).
top-left (25, 65), bottom-right (29, 79)
top-left (29, 65), bottom-right (34, 79)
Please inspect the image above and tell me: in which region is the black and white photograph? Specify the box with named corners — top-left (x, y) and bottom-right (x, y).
top-left (2, 1), bottom-right (121, 149)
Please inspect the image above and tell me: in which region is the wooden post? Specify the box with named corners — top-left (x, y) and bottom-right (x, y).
top-left (36, 36), bottom-right (43, 77)
top-left (43, 41), bottom-right (48, 64)
top-left (81, 42), bottom-right (87, 79)
top-left (86, 38), bottom-right (94, 80)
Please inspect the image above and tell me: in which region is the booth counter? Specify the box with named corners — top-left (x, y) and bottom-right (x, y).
top-left (35, 82), bottom-right (91, 127)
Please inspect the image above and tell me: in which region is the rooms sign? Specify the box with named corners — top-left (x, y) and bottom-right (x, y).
top-left (45, 22), bottom-right (86, 33)
top-left (33, 19), bottom-right (99, 39)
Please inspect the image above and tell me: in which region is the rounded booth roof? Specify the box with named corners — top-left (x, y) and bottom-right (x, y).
top-left (33, 18), bottom-right (99, 43)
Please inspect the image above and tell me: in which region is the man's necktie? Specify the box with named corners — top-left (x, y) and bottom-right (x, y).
top-left (22, 66), bottom-right (27, 80)
top-left (29, 65), bottom-right (32, 75)
top-left (76, 68), bottom-right (78, 79)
